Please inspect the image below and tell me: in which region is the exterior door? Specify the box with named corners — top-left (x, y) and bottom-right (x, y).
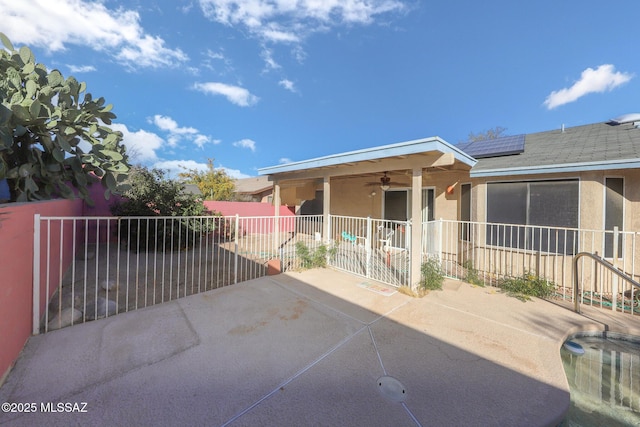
top-left (384, 190), bottom-right (408, 221)
top-left (384, 189), bottom-right (434, 222)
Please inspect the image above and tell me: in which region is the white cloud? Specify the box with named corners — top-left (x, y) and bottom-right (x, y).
top-left (193, 134), bottom-right (214, 149)
top-left (279, 157), bottom-right (292, 164)
top-left (152, 115), bottom-right (198, 135)
top-left (150, 115), bottom-right (213, 149)
top-left (218, 164), bottom-right (251, 179)
top-left (193, 82), bottom-right (259, 106)
top-left (152, 160), bottom-right (249, 179)
top-left (278, 79), bottom-right (296, 92)
top-left (207, 50), bottom-right (226, 61)
top-left (0, 0), bottom-right (187, 69)
top-left (153, 159), bottom-right (209, 178)
top-left (110, 123), bottom-right (164, 163)
top-left (197, 0), bottom-right (406, 43)
top-left (292, 45), bottom-right (307, 64)
top-left (67, 64), bottom-right (96, 73)
top-left (203, 48), bottom-right (234, 74)
top-left (233, 138), bottom-right (256, 152)
top-left (261, 47), bottom-right (281, 71)
top-left (544, 64), bottom-right (634, 110)
top-left (261, 24), bottom-right (300, 43)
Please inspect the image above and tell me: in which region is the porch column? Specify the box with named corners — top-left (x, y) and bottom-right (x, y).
top-left (410, 167), bottom-right (422, 289)
top-left (274, 180), bottom-right (281, 251)
top-left (323, 175), bottom-right (331, 242)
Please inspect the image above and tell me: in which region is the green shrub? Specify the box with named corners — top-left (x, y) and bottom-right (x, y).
top-left (420, 257), bottom-right (444, 291)
top-left (463, 259), bottom-right (484, 286)
top-left (497, 272), bottom-right (556, 302)
top-left (110, 166), bottom-right (214, 251)
top-left (295, 241), bottom-right (335, 269)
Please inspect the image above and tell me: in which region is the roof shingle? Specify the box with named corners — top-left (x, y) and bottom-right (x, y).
top-left (468, 121), bottom-right (640, 176)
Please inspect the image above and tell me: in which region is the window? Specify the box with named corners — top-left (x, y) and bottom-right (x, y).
top-left (604, 178), bottom-right (624, 258)
top-left (486, 180), bottom-right (579, 253)
top-left (422, 188), bottom-right (435, 222)
top-left (460, 183), bottom-right (471, 240)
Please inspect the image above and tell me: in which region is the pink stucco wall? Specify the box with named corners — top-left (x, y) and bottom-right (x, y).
top-left (204, 201), bottom-right (296, 234)
top-left (0, 183), bottom-right (114, 385)
top-left (0, 198), bottom-right (81, 383)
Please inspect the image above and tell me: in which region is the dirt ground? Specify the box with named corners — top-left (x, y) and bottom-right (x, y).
top-left (45, 239), bottom-right (271, 331)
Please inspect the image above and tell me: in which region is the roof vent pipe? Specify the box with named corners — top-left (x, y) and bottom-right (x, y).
top-left (561, 124), bottom-right (565, 133)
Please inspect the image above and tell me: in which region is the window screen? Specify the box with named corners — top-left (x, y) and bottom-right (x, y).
top-left (604, 178), bottom-right (624, 258)
top-left (486, 182), bottom-right (527, 249)
top-left (486, 180), bottom-right (579, 253)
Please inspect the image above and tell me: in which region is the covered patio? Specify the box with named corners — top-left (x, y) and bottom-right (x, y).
top-left (258, 137), bottom-right (476, 287)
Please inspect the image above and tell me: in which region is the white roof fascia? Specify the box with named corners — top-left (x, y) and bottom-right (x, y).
top-left (470, 158), bottom-right (640, 178)
top-left (258, 137), bottom-right (477, 176)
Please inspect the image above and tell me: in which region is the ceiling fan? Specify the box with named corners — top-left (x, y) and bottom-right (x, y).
top-left (365, 172), bottom-right (406, 191)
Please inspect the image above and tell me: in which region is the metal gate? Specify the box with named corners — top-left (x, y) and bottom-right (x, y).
top-left (328, 215), bottom-right (411, 288)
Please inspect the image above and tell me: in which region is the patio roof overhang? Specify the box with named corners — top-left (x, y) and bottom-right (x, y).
top-left (258, 136), bottom-right (477, 181)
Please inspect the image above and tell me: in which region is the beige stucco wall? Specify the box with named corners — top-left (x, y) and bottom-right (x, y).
top-left (329, 176), bottom-right (381, 217)
top-left (470, 169), bottom-right (640, 234)
top-left (323, 170), bottom-right (466, 221)
top-left (278, 167), bottom-right (640, 235)
top-left (423, 170), bottom-right (461, 221)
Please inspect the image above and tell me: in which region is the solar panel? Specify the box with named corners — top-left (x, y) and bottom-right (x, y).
top-left (458, 134), bottom-right (525, 159)
top-left (456, 141), bottom-right (472, 151)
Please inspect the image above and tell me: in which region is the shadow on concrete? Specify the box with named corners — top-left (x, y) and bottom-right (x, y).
top-left (0, 269), bottom-right (591, 427)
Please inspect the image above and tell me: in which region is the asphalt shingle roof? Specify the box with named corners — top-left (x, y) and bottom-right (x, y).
top-left (468, 121), bottom-right (640, 176)
top-left (234, 176), bottom-right (272, 194)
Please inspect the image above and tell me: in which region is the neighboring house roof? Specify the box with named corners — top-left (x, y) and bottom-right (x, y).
top-left (183, 184), bottom-right (203, 195)
top-left (258, 136), bottom-right (476, 176)
top-left (469, 120), bottom-right (640, 177)
top-left (234, 176), bottom-right (272, 195)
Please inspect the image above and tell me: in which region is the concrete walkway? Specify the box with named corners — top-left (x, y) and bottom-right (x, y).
top-left (2, 269), bottom-right (640, 427)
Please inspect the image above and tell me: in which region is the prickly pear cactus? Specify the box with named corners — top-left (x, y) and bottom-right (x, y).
top-left (0, 32), bottom-right (130, 204)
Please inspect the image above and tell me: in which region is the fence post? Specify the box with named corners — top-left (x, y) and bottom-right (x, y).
top-left (365, 216), bottom-right (372, 279)
top-left (234, 214), bottom-right (239, 285)
top-left (437, 218), bottom-right (443, 261)
top-left (612, 226), bottom-right (619, 312)
top-left (32, 214), bottom-right (41, 335)
top-left (407, 220), bottom-right (415, 288)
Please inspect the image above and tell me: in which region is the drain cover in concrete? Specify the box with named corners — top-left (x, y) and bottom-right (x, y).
top-left (377, 375), bottom-right (407, 402)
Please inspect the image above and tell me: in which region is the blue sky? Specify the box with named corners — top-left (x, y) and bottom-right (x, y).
top-left (1, 0), bottom-right (638, 178)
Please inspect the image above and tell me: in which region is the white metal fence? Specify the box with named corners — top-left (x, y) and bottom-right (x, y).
top-left (426, 219), bottom-right (640, 316)
top-left (328, 215), bottom-right (410, 287)
top-left (34, 214), bottom-right (323, 333)
top-left (34, 213), bottom-right (640, 333)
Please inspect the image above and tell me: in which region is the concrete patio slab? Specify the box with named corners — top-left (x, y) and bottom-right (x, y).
top-left (1, 268), bottom-right (640, 426)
